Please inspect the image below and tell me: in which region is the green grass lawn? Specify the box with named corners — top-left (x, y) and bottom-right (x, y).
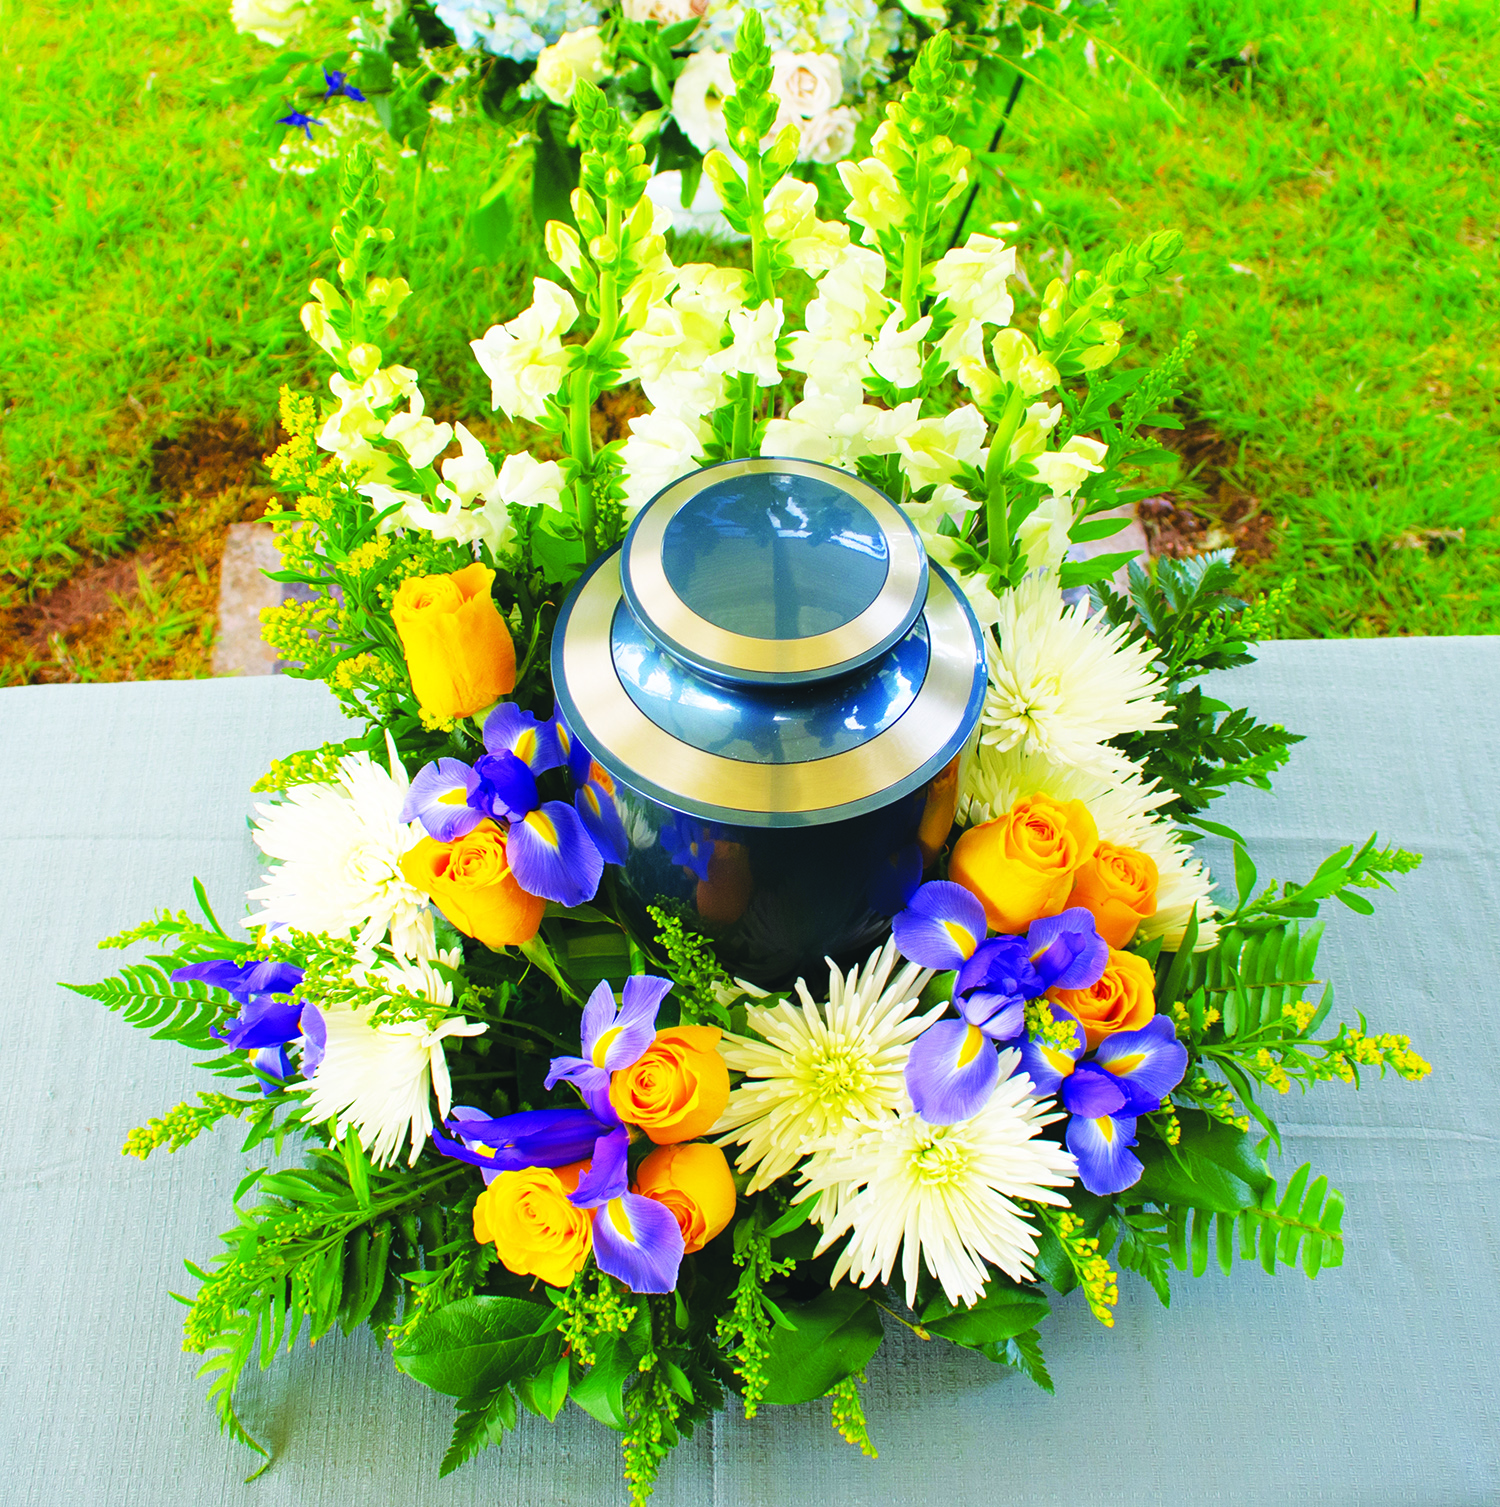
top-left (1, 0), bottom-right (1496, 681)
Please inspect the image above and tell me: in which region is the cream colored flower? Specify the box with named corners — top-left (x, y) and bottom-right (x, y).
top-left (496, 451), bottom-right (566, 512)
top-left (798, 107), bottom-right (858, 165)
top-left (868, 309), bottom-right (931, 389)
top-left (533, 26), bottom-right (608, 107)
top-left (672, 50), bottom-right (735, 154)
top-left (770, 51), bottom-right (842, 119)
top-left (470, 278), bottom-right (578, 421)
top-left (704, 299), bottom-right (784, 386)
top-left (838, 155), bottom-right (904, 238)
top-left (231, 0), bottom-right (311, 47)
top-left (992, 328), bottom-right (1059, 396)
top-left (897, 404), bottom-right (988, 489)
top-left (1030, 435), bottom-right (1108, 497)
top-left (619, 409), bottom-right (709, 517)
top-left (1016, 493), bottom-right (1073, 574)
top-left (932, 233), bottom-right (1017, 327)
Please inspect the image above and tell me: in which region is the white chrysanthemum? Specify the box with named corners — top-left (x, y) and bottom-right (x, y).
top-left (962, 742), bottom-right (1219, 951)
top-left (983, 572), bottom-right (1170, 777)
top-left (302, 984), bottom-right (485, 1168)
top-left (802, 1054), bottom-right (1077, 1308)
top-left (247, 736), bottom-right (434, 959)
top-left (713, 939), bottom-right (941, 1195)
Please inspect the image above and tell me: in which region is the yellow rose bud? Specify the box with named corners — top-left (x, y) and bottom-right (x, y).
top-left (473, 1162), bottom-right (591, 1288)
top-left (948, 792), bottom-right (1099, 933)
top-left (1050, 948), bottom-right (1157, 1051)
top-left (1068, 842), bottom-right (1159, 948)
top-left (608, 1026), bottom-right (730, 1146)
top-left (392, 563), bottom-right (516, 721)
top-left (400, 819), bottom-right (545, 949)
top-left (634, 1142), bottom-right (737, 1254)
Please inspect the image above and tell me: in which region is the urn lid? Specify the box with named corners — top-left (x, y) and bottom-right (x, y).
top-left (619, 458), bottom-right (928, 687)
top-left (551, 462), bottom-right (987, 830)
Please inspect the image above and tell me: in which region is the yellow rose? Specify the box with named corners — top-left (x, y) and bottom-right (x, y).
top-left (392, 563), bottom-right (516, 721)
top-left (608, 1026), bottom-right (731, 1145)
top-left (400, 819), bottom-right (545, 948)
top-left (1050, 948), bottom-right (1157, 1051)
top-left (633, 1142), bottom-right (737, 1254)
top-left (948, 792), bottom-right (1099, 933)
top-left (1068, 842), bottom-right (1159, 948)
top-left (473, 1162), bottom-right (591, 1288)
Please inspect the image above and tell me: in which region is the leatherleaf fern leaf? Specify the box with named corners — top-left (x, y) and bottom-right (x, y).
top-left (62, 963), bottom-right (225, 1050)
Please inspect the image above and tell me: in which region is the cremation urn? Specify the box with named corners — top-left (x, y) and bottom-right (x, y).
top-left (551, 458), bottom-right (987, 985)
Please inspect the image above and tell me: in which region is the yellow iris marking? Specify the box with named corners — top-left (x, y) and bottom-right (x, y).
top-left (592, 1024), bottom-right (621, 1067)
top-left (471, 1141), bottom-right (496, 1158)
top-left (1043, 1046), bottom-right (1076, 1077)
top-left (606, 1198), bottom-right (635, 1239)
top-left (1096, 1117), bottom-right (1115, 1145)
top-left (526, 809), bottom-right (559, 847)
top-left (956, 1024), bottom-right (985, 1068)
top-left (943, 920), bottom-right (976, 959)
top-left (438, 787), bottom-right (467, 805)
top-left (515, 730), bottom-right (536, 763)
top-left (1105, 1053), bottom-right (1145, 1076)
top-left (582, 787), bottom-right (601, 817)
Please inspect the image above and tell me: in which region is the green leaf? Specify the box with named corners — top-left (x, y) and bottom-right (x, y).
top-left (570, 1302), bottom-right (651, 1430)
top-left (760, 1285), bottom-right (885, 1406)
top-left (439, 1387), bottom-right (517, 1477)
top-left (1058, 550), bottom-right (1141, 590)
top-left (1232, 844), bottom-right (1258, 910)
top-left (468, 185), bottom-right (514, 262)
top-left (921, 1275), bottom-right (1050, 1347)
top-left (394, 1296), bottom-right (551, 1398)
top-left (64, 963), bottom-right (224, 1050)
top-left (983, 1327), bottom-right (1054, 1394)
top-left (1132, 1111), bottom-right (1271, 1213)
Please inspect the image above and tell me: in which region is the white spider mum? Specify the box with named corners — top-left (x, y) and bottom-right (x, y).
top-left (963, 742), bottom-right (1219, 951)
top-left (302, 949), bottom-right (484, 1168)
top-left (713, 938), bottom-right (942, 1195)
top-left (802, 1054), bottom-right (1077, 1308)
top-left (982, 572), bottom-right (1169, 777)
top-left (247, 733), bottom-right (434, 959)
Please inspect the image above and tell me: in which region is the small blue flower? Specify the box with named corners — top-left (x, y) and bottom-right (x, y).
top-left (276, 112), bottom-right (322, 140)
top-left (322, 69), bottom-right (366, 103)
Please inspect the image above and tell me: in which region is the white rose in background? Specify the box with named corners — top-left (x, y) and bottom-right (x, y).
top-left (230, 0), bottom-right (312, 46)
top-left (672, 51), bottom-right (736, 154)
top-left (798, 107), bottom-right (858, 165)
top-left (771, 52), bottom-right (841, 119)
top-left (534, 26), bottom-right (609, 107)
top-left (624, 0), bottom-right (703, 21)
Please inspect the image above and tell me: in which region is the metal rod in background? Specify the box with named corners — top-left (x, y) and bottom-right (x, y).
top-left (947, 71), bottom-right (1026, 252)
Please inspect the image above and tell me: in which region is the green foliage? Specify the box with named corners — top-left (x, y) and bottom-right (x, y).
top-left (1111, 1210), bottom-right (1172, 1306)
top-left (759, 1285), bottom-right (885, 1407)
top-left (1094, 552), bottom-right (1302, 820)
top-left (63, 963), bottom-right (227, 1052)
top-left (439, 1386), bottom-right (518, 1478)
top-left (648, 906), bottom-right (733, 1028)
top-left (920, 1274), bottom-right (1051, 1348)
top-left (989, 1327), bottom-right (1054, 1394)
top-left (714, 1199), bottom-right (802, 1416)
top-left (393, 1294), bottom-right (554, 1396)
top-left (122, 1092), bottom-right (259, 1159)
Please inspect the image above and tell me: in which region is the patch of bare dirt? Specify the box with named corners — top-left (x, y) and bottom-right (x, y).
top-left (1138, 420), bottom-right (1277, 566)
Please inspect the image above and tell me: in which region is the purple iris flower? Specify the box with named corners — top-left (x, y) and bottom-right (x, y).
top-left (401, 757), bottom-right (484, 842)
top-left (904, 907), bottom-right (1109, 1126)
top-left (470, 751), bottom-right (540, 823)
top-left (172, 958), bottom-right (308, 1096)
top-left (550, 706), bottom-right (593, 786)
top-left (432, 1103), bottom-right (614, 1185)
top-left (544, 975), bottom-right (673, 1122)
top-left (661, 813), bottom-right (715, 882)
top-left (567, 1125), bottom-right (686, 1293)
top-left (1016, 1011), bottom-right (1189, 1196)
top-left (893, 881), bottom-right (986, 970)
top-left (300, 1003), bottom-right (326, 1079)
top-left (322, 68), bottom-right (366, 102)
top-left (276, 111), bottom-right (321, 139)
top-left (573, 761), bottom-right (630, 867)
top-left (485, 702), bottom-right (562, 775)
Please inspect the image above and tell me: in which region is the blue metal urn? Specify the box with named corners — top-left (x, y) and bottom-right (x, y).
top-left (551, 458), bottom-right (987, 985)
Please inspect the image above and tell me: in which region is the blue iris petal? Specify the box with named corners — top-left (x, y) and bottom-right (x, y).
top-left (1025, 908), bottom-right (1108, 992)
top-left (954, 934), bottom-right (1043, 1028)
top-left (1015, 1028), bottom-right (1084, 1098)
top-left (1065, 1112), bottom-right (1143, 1196)
top-left (401, 757), bottom-right (483, 841)
top-left (506, 800), bottom-right (605, 907)
top-left (550, 707), bottom-right (593, 785)
top-left (963, 992), bottom-right (1026, 1041)
top-left (568, 1124), bottom-right (631, 1209)
top-left (299, 1004), bottom-right (326, 1079)
top-left (905, 1018), bottom-right (1002, 1125)
top-left (276, 111), bottom-right (321, 139)
top-left (1093, 1014), bottom-right (1190, 1114)
top-left (893, 880), bottom-right (988, 970)
top-left (323, 68), bottom-right (367, 102)
top-left (543, 1055), bottom-right (618, 1125)
top-left (575, 775), bottom-right (630, 866)
top-left (661, 813), bottom-right (715, 881)
top-left (247, 1044), bottom-right (292, 1095)
top-left (431, 1105), bottom-right (613, 1184)
top-left (484, 702), bottom-right (562, 774)
top-left (1060, 1060), bottom-right (1129, 1118)
top-left (470, 751), bottom-right (539, 823)
top-left (173, 958), bottom-right (304, 1006)
top-left (578, 975), bottom-right (671, 1071)
top-left (220, 995), bottom-right (305, 1050)
top-left (589, 1192), bottom-right (686, 1294)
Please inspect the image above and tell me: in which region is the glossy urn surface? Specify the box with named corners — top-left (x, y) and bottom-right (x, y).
top-left (552, 458), bottom-right (987, 985)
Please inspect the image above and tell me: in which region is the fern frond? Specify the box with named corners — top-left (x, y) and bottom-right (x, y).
top-left (63, 964), bottom-right (225, 1050)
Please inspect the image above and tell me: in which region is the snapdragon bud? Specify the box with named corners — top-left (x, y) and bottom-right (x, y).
top-left (545, 221), bottom-right (586, 282)
top-left (992, 329), bottom-right (1059, 396)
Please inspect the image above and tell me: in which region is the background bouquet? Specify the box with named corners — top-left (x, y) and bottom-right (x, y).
top-left (223, 0), bottom-right (1108, 240)
top-left (80, 20), bottom-right (1428, 1502)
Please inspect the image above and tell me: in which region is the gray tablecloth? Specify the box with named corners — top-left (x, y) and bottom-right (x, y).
top-left (3, 639), bottom-right (1498, 1506)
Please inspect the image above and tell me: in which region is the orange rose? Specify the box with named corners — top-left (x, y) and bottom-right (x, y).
top-left (392, 563), bottom-right (516, 721)
top-left (401, 819), bottom-right (545, 948)
top-left (948, 793), bottom-right (1099, 933)
top-left (634, 1142), bottom-right (737, 1254)
top-left (1068, 842), bottom-right (1159, 948)
top-left (473, 1161), bottom-right (590, 1288)
top-left (1050, 947), bottom-right (1157, 1050)
top-left (608, 1026), bottom-right (730, 1145)
top-left (695, 840), bottom-right (753, 925)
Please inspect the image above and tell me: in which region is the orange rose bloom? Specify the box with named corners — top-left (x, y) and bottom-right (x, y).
top-left (392, 563), bottom-right (516, 721)
top-left (634, 1142), bottom-right (737, 1254)
top-left (1068, 842), bottom-right (1159, 948)
top-left (401, 819), bottom-right (545, 948)
top-left (473, 1162), bottom-right (590, 1288)
top-left (1050, 947), bottom-right (1157, 1050)
top-left (695, 840), bottom-right (753, 925)
top-left (608, 1026), bottom-right (730, 1145)
top-left (948, 793), bottom-right (1099, 933)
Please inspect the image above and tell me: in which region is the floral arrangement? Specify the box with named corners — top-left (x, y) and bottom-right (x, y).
top-left (224, 0), bottom-right (1103, 235)
top-left (82, 22), bottom-right (1430, 1501)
